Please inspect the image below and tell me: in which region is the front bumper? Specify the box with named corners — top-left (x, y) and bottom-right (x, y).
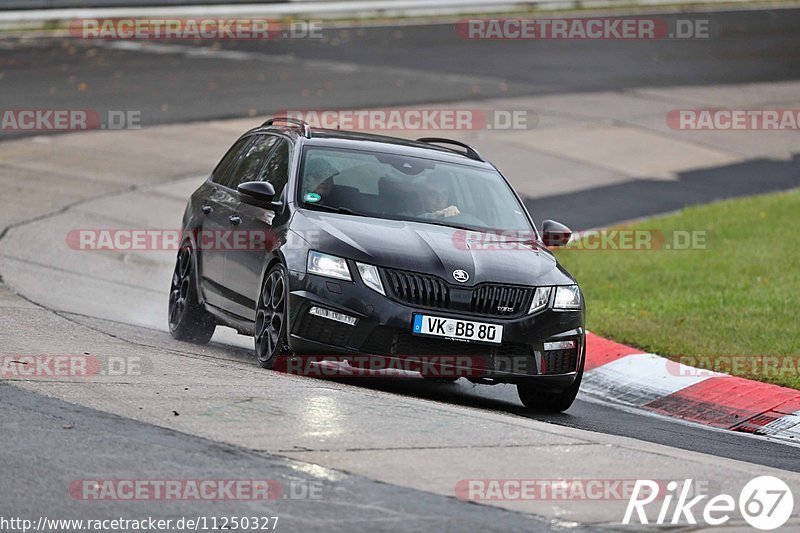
top-left (285, 269), bottom-right (585, 385)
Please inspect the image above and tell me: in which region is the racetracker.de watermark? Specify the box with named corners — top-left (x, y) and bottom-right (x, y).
top-left (451, 229), bottom-right (709, 251)
top-left (0, 110), bottom-right (140, 132)
top-left (69, 18), bottom-right (322, 40)
top-left (277, 108), bottom-right (536, 131)
top-left (666, 355), bottom-right (800, 378)
top-left (455, 479), bottom-right (711, 501)
top-left (65, 228), bottom-right (312, 252)
top-left (1, 517), bottom-right (279, 533)
top-left (668, 109), bottom-right (800, 130)
top-left (273, 354), bottom-right (500, 378)
top-left (456, 17), bottom-right (712, 40)
top-left (69, 479), bottom-right (322, 500)
top-left (1, 355), bottom-right (149, 379)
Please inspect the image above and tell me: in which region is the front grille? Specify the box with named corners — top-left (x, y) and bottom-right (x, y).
top-left (395, 332), bottom-right (495, 357)
top-left (470, 284), bottom-right (532, 316)
top-left (381, 268), bottom-right (534, 317)
top-left (542, 348), bottom-right (579, 375)
top-left (361, 326), bottom-right (531, 358)
top-left (295, 313), bottom-right (352, 346)
top-left (360, 326), bottom-right (396, 355)
top-left (382, 269), bottom-right (449, 308)
top-left (361, 327), bottom-right (535, 376)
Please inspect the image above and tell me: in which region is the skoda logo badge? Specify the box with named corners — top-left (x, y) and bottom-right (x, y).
top-left (452, 269), bottom-right (469, 283)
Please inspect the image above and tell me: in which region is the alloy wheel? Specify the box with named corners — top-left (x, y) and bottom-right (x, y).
top-left (255, 268), bottom-right (287, 366)
top-left (168, 247), bottom-right (192, 329)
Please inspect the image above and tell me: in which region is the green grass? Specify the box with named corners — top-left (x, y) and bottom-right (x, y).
top-left (554, 189), bottom-right (800, 389)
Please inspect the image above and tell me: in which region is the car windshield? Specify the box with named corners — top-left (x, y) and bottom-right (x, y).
top-left (298, 146), bottom-right (533, 233)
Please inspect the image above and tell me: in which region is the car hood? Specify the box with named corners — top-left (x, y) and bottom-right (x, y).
top-left (290, 210), bottom-right (576, 287)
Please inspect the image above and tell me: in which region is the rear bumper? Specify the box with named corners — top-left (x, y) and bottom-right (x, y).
top-left (285, 269), bottom-right (585, 385)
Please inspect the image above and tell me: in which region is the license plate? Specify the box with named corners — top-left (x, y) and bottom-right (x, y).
top-left (412, 314), bottom-right (503, 344)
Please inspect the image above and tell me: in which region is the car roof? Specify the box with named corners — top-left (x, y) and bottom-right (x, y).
top-left (248, 125), bottom-right (496, 170)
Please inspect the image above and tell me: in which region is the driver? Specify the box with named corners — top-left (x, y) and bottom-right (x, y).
top-left (417, 181), bottom-right (460, 219)
top-left (303, 158), bottom-right (337, 200)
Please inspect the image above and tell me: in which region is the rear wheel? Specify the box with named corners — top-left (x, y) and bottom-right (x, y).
top-left (168, 246), bottom-right (216, 344)
top-left (255, 264), bottom-right (289, 369)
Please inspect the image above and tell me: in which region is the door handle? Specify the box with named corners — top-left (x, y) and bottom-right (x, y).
top-left (201, 205), bottom-right (212, 214)
top-left (229, 215), bottom-right (242, 226)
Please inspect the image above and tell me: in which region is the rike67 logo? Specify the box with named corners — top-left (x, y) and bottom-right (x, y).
top-left (623, 477), bottom-right (794, 530)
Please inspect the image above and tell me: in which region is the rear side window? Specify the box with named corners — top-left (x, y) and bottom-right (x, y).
top-left (211, 137), bottom-right (251, 188)
top-left (258, 139), bottom-right (291, 199)
top-left (231, 135), bottom-right (279, 188)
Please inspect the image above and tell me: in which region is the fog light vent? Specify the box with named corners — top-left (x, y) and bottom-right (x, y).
top-left (541, 340), bottom-right (579, 375)
top-left (543, 340), bottom-right (576, 351)
top-left (308, 306), bottom-right (358, 326)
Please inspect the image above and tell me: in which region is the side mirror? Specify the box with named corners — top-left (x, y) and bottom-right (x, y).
top-left (542, 219), bottom-right (572, 247)
top-left (238, 181), bottom-right (277, 206)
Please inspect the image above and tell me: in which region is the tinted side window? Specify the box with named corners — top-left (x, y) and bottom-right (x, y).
top-left (211, 137), bottom-right (251, 187)
top-left (258, 139), bottom-right (291, 199)
top-left (231, 135), bottom-right (279, 188)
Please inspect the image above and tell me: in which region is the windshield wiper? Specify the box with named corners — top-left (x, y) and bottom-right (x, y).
top-left (410, 219), bottom-right (474, 232)
top-left (306, 203), bottom-right (368, 217)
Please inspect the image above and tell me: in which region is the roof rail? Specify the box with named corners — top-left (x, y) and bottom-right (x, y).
top-left (263, 117), bottom-right (311, 138)
top-left (416, 137), bottom-right (484, 162)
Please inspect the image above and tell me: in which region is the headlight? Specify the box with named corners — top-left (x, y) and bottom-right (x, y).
top-left (554, 285), bottom-right (581, 310)
top-left (356, 262), bottom-right (385, 296)
top-left (528, 287), bottom-right (551, 314)
top-left (307, 251), bottom-right (351, 281)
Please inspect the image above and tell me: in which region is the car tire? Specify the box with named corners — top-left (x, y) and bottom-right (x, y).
top-left (422, 376), bottom-right (459, 383)
top-left (255, 264), bottom-right (290, 369)
top-left (517, 345), bottom-right (585, 412)
top-left (168, 246), bottom-right (216, 344)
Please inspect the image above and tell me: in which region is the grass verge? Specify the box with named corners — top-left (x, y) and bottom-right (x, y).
top-left (554, 189), bottom-right (800, 389)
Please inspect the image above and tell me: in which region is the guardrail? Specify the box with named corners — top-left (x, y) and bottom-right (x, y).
top-left (0, 0), bottom-right (758, 22)
top-left (0, 0), bottom-right (637, 10)
top-left (0, 1), bottom-right (283, 8)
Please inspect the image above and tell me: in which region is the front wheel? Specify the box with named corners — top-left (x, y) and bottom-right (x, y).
top-left (254, 264), bottom-right (290, 369)
top-left (422, 376), bottom-right (459, 383)
top-left (168, 246), bottom-right (216, 344)
top-left (517, 346), bottom-right (585, 412)
top-left (517, 375), bottom-right (581, 413)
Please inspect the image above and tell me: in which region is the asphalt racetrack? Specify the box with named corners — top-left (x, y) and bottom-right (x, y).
top-left (1, 6), bottom-right (799, 529)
